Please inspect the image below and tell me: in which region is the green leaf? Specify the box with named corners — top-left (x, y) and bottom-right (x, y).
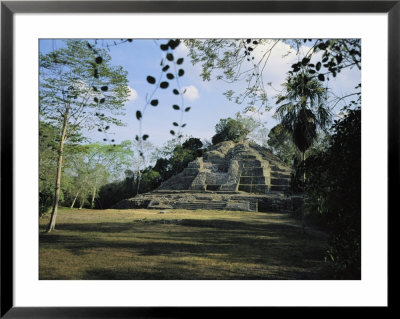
top-left (318, 73), bottom-right (325, 81)
top-left (94, 97), bottom-right (99, 103)
top-left (181, 123), bottom-right (186, 127)
top-left (146, 76), bottom-right (156, 84)
top-left (95, 56), bottom-right (103, 64)
top-left (136, 110), bottom-right (142, 120)
top-left (143, 134), bottom-right (149, 140)
top-left (162, 65), bottom-right (170, 72)
top-left (170, 130), bottom-right (175, 135)
top-left (166, 53), bottom-right (174, 61)
top-left (101, 86), bottom-right (108, 91)
top-left (177, 58), bottom-right (184, 65)
top-left (173, 122), bottom-right (179, 126)
top-left (166, 73), bottom-right (174, 80)
top-left (150, 99), bottom-right (158, 106)
top-left (185, 107), bottom-right (191, 112)
top-left (173, 89), bottom-right (180, 95)
top-left (160, 44), bottom-right (169, 51)
top-left (100, 98), bottom-right (105, 104)
top-left (178, 69), bottom-right (184, 77)
top-left (316, 62), bottom-right (321, 71)
top-left (172, 105), bottom-right (180, 110)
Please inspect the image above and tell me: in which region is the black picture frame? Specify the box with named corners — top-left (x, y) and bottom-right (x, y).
top-left (1, 1), bottom-right (395, 317)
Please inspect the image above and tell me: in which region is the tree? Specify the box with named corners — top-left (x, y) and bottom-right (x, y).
top-left (212, 117), bottom-right (249, 145)
top-left (40, 40), bottom-right (130, 231)
top-left (267, 123), bottom-right (299, 165)
top-left (275, 72), bottom-right (331, 230)
top-left (39, 121), bottom-right (84, 215)
top-left (234, 112), bottom-right (269, 146)
top-left (305, 107), bottom-right (361, 278)
top-left (131, 140), bottom-right (154, 195)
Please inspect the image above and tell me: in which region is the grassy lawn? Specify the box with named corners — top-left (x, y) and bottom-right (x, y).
top-left (39, 208), bottom-right (333, 280)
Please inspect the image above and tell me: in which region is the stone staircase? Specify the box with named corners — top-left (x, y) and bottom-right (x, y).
top-left (237, 154), bottom-right (269, 194)
top-left (270, 165), bottom-right (291, 192)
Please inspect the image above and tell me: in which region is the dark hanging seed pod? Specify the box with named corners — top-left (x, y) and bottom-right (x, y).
top-left (160, 81), bottom-right (169, 89)
top-left (146, 76), bottom-right (156, 84)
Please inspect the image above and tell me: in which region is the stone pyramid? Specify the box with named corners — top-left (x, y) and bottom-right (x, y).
top-left (115, 141), bottom-right (294, 212)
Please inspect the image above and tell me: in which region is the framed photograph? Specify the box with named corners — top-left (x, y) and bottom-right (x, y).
top-left (1, 0), bottom-right (395, 317)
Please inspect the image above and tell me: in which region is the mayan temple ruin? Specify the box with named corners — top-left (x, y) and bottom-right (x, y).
top-left (115, 141), bottom-right (295, 212)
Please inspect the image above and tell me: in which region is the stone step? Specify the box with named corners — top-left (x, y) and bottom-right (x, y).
top-left (270, 185), bottom-right (290, 191)
top-left (238, 184), bottom-right (269, 194)
top-left (241, 167), bottom-right (264, 176)
top-left (174, 201), bottom-right (227, 210)
top-left (241, 161), bottom-right (262, 168)
top-left (239, 176), bottom-right (266, 184)
top-left (240, 155), bottom-right (257, 160)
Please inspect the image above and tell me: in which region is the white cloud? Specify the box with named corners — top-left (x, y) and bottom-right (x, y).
top-left (127, 87), bottom-right (138, 101)
top-left (182, 85), bottom-right (200, 101)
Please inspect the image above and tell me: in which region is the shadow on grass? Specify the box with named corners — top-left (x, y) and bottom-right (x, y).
top-left (40, 218), bottom-right (331, 280)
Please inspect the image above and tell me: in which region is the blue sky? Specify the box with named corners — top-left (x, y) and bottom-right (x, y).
top-left (39, 39), bottom-right (361, 148)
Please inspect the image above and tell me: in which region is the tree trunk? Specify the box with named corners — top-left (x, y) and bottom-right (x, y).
top-left (79, 198), bottom-right (84, 209)
top-left (47, 107), bottom-right (69, 232)
top-left (90, 187), bottom-right (96, 208)
top-left (70, 191), bottom-right (79, 209)
top-left (136, 170), bottom-right (141, 195)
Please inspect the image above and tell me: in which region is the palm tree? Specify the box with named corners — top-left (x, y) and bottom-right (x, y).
top-left (276, 72), bottom-right (331, 231)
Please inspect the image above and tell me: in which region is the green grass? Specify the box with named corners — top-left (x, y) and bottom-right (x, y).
top-left (39, 207), bottom-right (333, 280)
